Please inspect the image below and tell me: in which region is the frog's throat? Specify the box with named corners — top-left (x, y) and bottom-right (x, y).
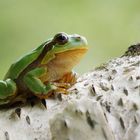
top-left (44, 48), bottom-right (87, 81)
top-left (55, 48), bottom-right (88, 63)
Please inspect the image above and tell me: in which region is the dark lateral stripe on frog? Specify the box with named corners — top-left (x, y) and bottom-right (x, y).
top-left (15, 41), bottom-right (55, 92)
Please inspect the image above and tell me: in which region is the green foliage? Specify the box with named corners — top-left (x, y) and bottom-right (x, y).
top-left (0, 0), bottom-right (140, 78)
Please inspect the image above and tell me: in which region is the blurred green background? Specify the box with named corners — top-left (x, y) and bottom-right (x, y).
top-left (0, 0), bottom-right (140, 79)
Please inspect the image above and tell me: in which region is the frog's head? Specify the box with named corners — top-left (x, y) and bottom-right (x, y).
top-left (51, 32), bottom-right (88, 67)
top-left (52, 32), bottom-right (88, 53)
top-left (50, 32), bottom-right (88, 61)
top-left (43, 32), bottom-right (88, 79)
top-left (43, 32), bottom-right (88, 63)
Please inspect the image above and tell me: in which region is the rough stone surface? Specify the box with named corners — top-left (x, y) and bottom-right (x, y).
top-left (0, 45), bottom-right (139, 140)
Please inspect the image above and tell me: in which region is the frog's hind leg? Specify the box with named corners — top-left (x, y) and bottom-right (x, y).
top-left (0, 79), bottom-right (17, 103)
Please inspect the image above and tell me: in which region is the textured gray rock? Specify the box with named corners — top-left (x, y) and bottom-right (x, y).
top-left (0, 44), bottom-right (139, 140)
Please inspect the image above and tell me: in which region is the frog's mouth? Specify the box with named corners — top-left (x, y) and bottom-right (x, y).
top-left (46, 48), bottom-right (88, 81)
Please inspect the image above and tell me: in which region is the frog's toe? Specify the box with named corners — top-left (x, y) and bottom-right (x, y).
top-left (53, 82), bottom-right (71, 89)
top-left (54, 88), bottom-right (68, 94)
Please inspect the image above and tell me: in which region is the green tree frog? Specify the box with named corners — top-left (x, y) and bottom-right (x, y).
top-left (0, 32), bottom-right (88, 106)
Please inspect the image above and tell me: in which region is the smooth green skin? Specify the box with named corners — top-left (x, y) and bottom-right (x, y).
top-left (0, 33), bottom-right (88, 105)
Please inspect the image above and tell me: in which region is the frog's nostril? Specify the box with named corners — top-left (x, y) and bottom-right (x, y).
top-left (75, 36), bottom-right (81, 41)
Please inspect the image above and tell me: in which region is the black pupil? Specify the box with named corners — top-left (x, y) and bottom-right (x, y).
top-left (57, 35), bottom-right (66, 41)
top-left (54, 33), bottom-right (68, 45)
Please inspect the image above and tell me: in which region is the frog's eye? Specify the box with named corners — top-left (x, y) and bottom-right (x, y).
top-left (53, 33), bottom-right (68, 45)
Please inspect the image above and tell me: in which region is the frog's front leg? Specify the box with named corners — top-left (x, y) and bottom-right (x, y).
top-left (53, 71), bottom-right (78, 94)
top-left (0, 79), bottom-right (17, 101)
top-left (23, 67), bottom-right (56, 99)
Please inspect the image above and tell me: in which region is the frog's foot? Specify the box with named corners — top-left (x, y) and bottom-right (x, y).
top-left (55, 71), bottom-right (78, 86)
top-left (34, 85), bottom-right (68, 100)
top-left (54, 87), bottom-right (68, 94)
top-left (53, 82), bottom-right (71, 89)
top-left (51, 72), bottom-right (78, 95)
top-left (0, 79), bottom-right (17, 107)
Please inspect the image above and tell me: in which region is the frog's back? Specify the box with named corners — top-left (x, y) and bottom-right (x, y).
top-left (4, 43), bottom-right (45, 80)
